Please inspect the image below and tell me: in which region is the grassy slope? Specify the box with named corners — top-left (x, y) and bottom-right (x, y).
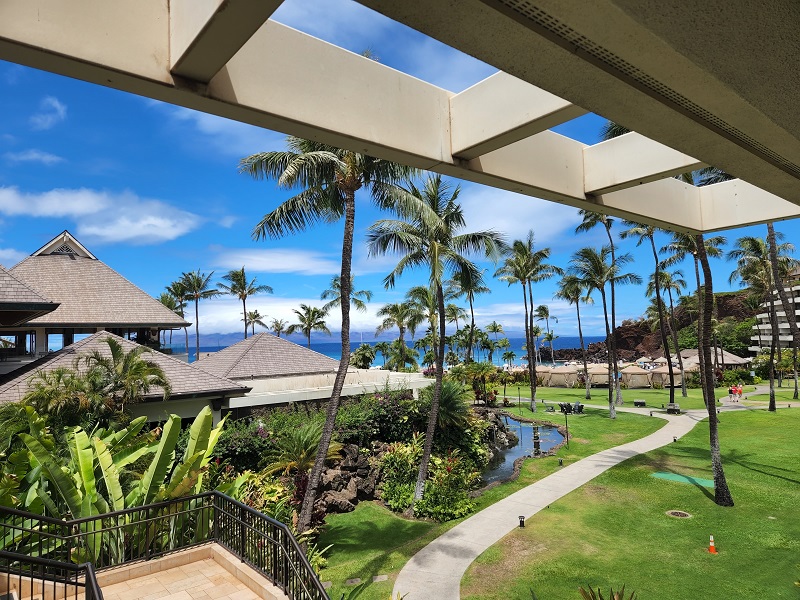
top-left (318, 408), bottom-right (665, 599)
top-left (462, 408), bottom-right (800, 599)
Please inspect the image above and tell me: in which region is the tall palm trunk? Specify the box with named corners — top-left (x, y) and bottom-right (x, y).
top-left (768, 295), bottom-right (778, 411)
top-left (297, 191), bottom-right (355, 534)
top-left (692, 255), bottom-right (706, 400)
top-left (466, 298), bottom-right (475, 363)
top-left (696, 234), bottom-right (734, 507)
top-left (242, 297), bottom-right (248, 339)
top-left (527, 281), bottom-right (539, 411)
top-left (194, 299), bottom-right (200, 362)
top-left (520, 282), bottom-right (534, 411)
top-left (576, 301), bottom-right (590, 400)
top-left (412, 281), bottom-right (447, 506)
top-left (666, 286), bottom-right (688, 397)
top-left (398, 325), bottom-right (407, 371)
top-left (606, 223), bottom-right (622, 404)
top-left (767, 222), bottom-right (800, 399)
top-left (599, 288), bottom-right (616, 419)
top-left (650, 238), bottom-right (675, 403)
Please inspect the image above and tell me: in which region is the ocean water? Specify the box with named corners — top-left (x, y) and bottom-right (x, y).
top-left (181, 335), bottom-right (605, 364)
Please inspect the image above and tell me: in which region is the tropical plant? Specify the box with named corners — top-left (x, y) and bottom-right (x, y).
top-left (166, 280), bottom-right (191, 356)
top-left (243, 309), bottom-right (268, 336)
top-left (447, 270), bottom-right (490, 362)
top-left (555, 275), bottom-right (593, 399)
top-left (375, 301), bottom-right (420, 371)
top-left (350, 343), bottom-right (377, 369)
top-left (534, 305), bottom-right (558, 365)
top-left (321, 275), bottom-right (372, 313)
top-left (270, 318), bottom-right (288, 338)
top-left (367, 174), bottom-right (503, 509)
top-left (578, 585), bottom-right (636, 600)
top-left (240, 136), bottom-right (416, 534)
top-left (287, 304), bottom-right (330, 348)
top-left (648, 268), bottom-right (688, 397)
top-left (158, 293), bottom-right (183, 346)
top-left (444, 303), bottom-right (468, 333)
top-left (262, 421), bottom-right (342, 476)
top-left (217, 267), bottom-right (273, 339)
top-left (180, 270), bottom-right (220, 361)
top-left (374, 341), bottom-right (391, 368)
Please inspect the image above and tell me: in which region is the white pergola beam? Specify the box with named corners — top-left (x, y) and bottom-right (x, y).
top-left (170, 0), bottom-right (283, 83)
top-left (700, 180), bottom-right (800, 232)
top-left (450, 72), bottom-right (586, 159)
top-left (584, 133), bottom-right (706, 195)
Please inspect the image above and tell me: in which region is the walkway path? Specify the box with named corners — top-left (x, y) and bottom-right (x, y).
top-left (393, 406), bottom-right (710, 599)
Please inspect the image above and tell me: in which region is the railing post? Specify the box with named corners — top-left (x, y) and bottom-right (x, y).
top-left (212, 495), bottom-right (219, 542)
top-left (239, 505), bottom-right (246, 563)
top-left (144, 506), bottom-right (150, 561)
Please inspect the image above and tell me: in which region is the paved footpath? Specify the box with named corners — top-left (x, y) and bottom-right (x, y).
top-left (393, 406), bottom-right (713, 599)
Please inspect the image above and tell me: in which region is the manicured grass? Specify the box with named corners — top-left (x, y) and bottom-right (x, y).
top-left (318, 408), bottom-right (665, 599)
top-left (745, 386), bottom-right (799, 405)
top-left (462, 408), bottom-right (800, 599)
top-left (499, 385), bottom-right (729, 411)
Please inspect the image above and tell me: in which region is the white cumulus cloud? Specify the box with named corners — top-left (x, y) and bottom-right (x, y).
top-left (0, 247), bottom-right (26, 267)
top-left (213, 248), bottom-right (341, 276)
top-left (30, 97), bottom-right (67, 130)
top-left (3, 150), bottom-right (65, 165)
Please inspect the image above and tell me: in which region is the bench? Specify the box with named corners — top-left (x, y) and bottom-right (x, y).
top-left (545, 406), bottom-right (555, 413)
top-left (633, 400), bottom-right (646, 408)
top-left (666, 403), bottom-right (681, 414)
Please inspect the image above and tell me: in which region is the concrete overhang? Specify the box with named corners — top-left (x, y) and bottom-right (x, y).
top-left (1, 0), bottom-right (799, 232)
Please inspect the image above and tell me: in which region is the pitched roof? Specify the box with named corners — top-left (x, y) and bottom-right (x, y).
top-left (194, 332), bottom-right (340, 380)
top-left (0, 332), bottom-right (248, 404)
top-left (678, 348), bottom-right (751, 365)
top-left (9, 233), bottom-right (188, 328)
top-left (0, 264), bottom-right (59, 326)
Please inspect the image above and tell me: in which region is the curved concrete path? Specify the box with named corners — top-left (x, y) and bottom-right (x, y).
top-left (393, 406), bottom-right (712, 599)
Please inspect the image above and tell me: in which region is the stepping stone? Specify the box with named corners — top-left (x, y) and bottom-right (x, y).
top-left (321, 582), bottom-right (332, 590)
top-left (373, 575), bottom-right (388, 582)
top-left (345, 578), bottom-right (362, 586)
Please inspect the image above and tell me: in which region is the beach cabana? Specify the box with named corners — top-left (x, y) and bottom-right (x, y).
top-left (650, 365), bottom-right (682, 387)
top-left (586, 363), bottom-right (609, 386)
top-left (621, 364), bottom-right (651, 388)
top-left (548, 365), bottom-right (578, 388)
top-left (535, 364), bottom-right (552, 386)
top-left (653, 356), bottom-right (669, 365)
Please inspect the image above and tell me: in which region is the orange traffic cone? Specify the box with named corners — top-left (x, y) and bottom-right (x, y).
top-left (708, 535), bottom-right (718, 554)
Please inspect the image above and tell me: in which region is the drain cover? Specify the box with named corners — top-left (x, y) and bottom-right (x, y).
top-left (666, 510), bottom-right (692, 518)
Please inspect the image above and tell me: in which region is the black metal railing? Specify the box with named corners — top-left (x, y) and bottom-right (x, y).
top-left (0, 550), bottom-right (102, 600)
top-left (0, 492), bottom-right (328, 600)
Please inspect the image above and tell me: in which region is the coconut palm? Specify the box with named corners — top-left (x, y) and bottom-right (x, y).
top-left (569, 246), bottom-right (641, 418)
top-left (218, 267), bottom-right (273, 339)
top-left (444, 303), bottom-right (468, 333)
top-left (269, 318), bottom-right (288, 338)
top-left (374, 341), bottom-right (391, 368)
top-left (240, 136), bottom-right (416, 533)
top-left (287, 304), bottom-right (330, 348)
top-left (166, 280), bottom-right (190, 356)
top-left (620, 221), bottom-right (676, 404)
top-left (158, 292), bottom-right (183, 346)
top-left (534, 305), bottom-right (558, 365)
top-left (447, 270), bottom-right (490, 362)
top-left (243, 309), bottom-right (268, 336)
top-left (495, 231), bottom-right (561, 411)
top-left (180, 270), bottom-right (221, 361)
top-left (321, 275), bottom-right (373, 313)
top-left (648, 269), bottom-right (688, 397)
top-left (485, 321), bottom-right (505, 365)
top-left (349, 343), bottom-right (376, 369)
top-left (375, 301), bottom-right (420, 371)
top-left (502, 350), bottom-right (516, 366)
top-left (555, 275), bottom-right (594, 399)
top-left (367, 174), bottom-right (504, 508)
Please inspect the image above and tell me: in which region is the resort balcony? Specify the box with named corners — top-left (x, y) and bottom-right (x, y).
top-left (0, 493), bottom-right (328, 600)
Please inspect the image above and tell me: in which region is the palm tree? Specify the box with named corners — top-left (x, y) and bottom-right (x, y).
top-left (262, 422), bottom-right (342, 476)
top-left (217, 267), bottom-right (273, 339)
top-left (166, 280), bottom-right (190, 356)
top-left (648, 269), bottom-right (688, 397)
top-left (485, 321), bottom-right (505, 365)
top-left (495, 231), bottom-right (561, 411)
top-left (621, 221), bottom-right (676, 404)
top-left (569, 246), bottom-right (641, 418)
top-left (180, 270), bottom-right (220, 361)
top-left (83, 336), bottom-right (171, 413)
top-left (447, 270), bottom-right (490, 362)
top-left (555, 275), bottom-right (593, 399)
top-left (243, 309), bottom-right (268, 336)
top-left (374, 341), bottom-right (391, 368)
top-left (367, 174), bottom-right (503, 509)
top-left (375, 301), bottom-right (420, 371)
top-left (502, 350), bottom-right (516, 366)
top-left (158, 292), bottom-right (183, 346)
top-left (321, 275), bottom-right (372, 313)
top-left (406, 284), bottom-right (445, 347)
top-left (534, 305), bottom-right (558, 365)
top-left (576, 211), bottom-right (621, 403)
top-left (287, 304), bottom-right (330, 348)
top-left (269, 318), bottom-right (288, 337)
top-left (444, 303), bottom-right (468, 333)
top-left (240, 136), bottom-right (415, 534)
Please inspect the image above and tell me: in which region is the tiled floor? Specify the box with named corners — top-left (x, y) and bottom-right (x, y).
top-left (102, 559), bottom-right (260, 600)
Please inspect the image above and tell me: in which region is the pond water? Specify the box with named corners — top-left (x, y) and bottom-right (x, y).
top-left (481, 417), bottom-right (564, 485)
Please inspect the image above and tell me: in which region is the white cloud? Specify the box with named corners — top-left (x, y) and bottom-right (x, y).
top-left (213, 248), bottom-right (341, 276)
top-left (0, 187), bottom-right (201, 245)
top-left (4, 149), bottom-right (65, 165)
top-left (218, 216), bottom-right (237, 228)
top-left (0, 247), bottom-right (26, 267)
top-left (30, 97), bottom-right (67, 130)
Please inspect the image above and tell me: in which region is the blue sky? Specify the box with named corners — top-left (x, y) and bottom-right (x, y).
top-left (0, 0), bottom-right (792, 341)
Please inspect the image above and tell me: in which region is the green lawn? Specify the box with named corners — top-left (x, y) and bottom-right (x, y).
top-left (318, 408), bottom-right (666, 599)
top-left (498, 385), bottom-right (730, 411)
top-left (462, 408), bottom-right (800, 599)
top-left (745, 386), bottom-right (799, 405)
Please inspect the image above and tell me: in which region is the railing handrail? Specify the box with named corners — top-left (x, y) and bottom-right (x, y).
top-left (0, 491), bottom-right (329, 600)
top-left (0, 548), bottom-right (104, 600)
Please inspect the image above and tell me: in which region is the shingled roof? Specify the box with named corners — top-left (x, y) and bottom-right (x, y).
top-left (195, 332), bottom-right (340, 380)
top-left (0, 332), bottom-right (249, 404)
top-left (0, 264), bottom-right (59, 326)
top-left (9, 231), bottom-right (188, 328)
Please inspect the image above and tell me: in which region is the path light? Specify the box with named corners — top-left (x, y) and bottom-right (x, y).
top-left (673, 436), bottom-right (678, 443)
top-left (650, 411), bottom-right (653, 417)
top-left (519, 516), bottom-right (525, 528)
top-left (559, 458), bottom-right (563, 467)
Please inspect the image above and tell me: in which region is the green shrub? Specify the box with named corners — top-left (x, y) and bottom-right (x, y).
top-left (415, 451), bottom-right (479, 521)
top-left (210, 418), bottom-right (275, 473)
top-left (380, 435), bottom-right (423, 511)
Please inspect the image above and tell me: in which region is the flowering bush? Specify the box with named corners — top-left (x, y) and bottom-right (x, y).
top-left (380, 434), bottom-right (423, 511)
top-left (415, 451), bottom-right (480, 521)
